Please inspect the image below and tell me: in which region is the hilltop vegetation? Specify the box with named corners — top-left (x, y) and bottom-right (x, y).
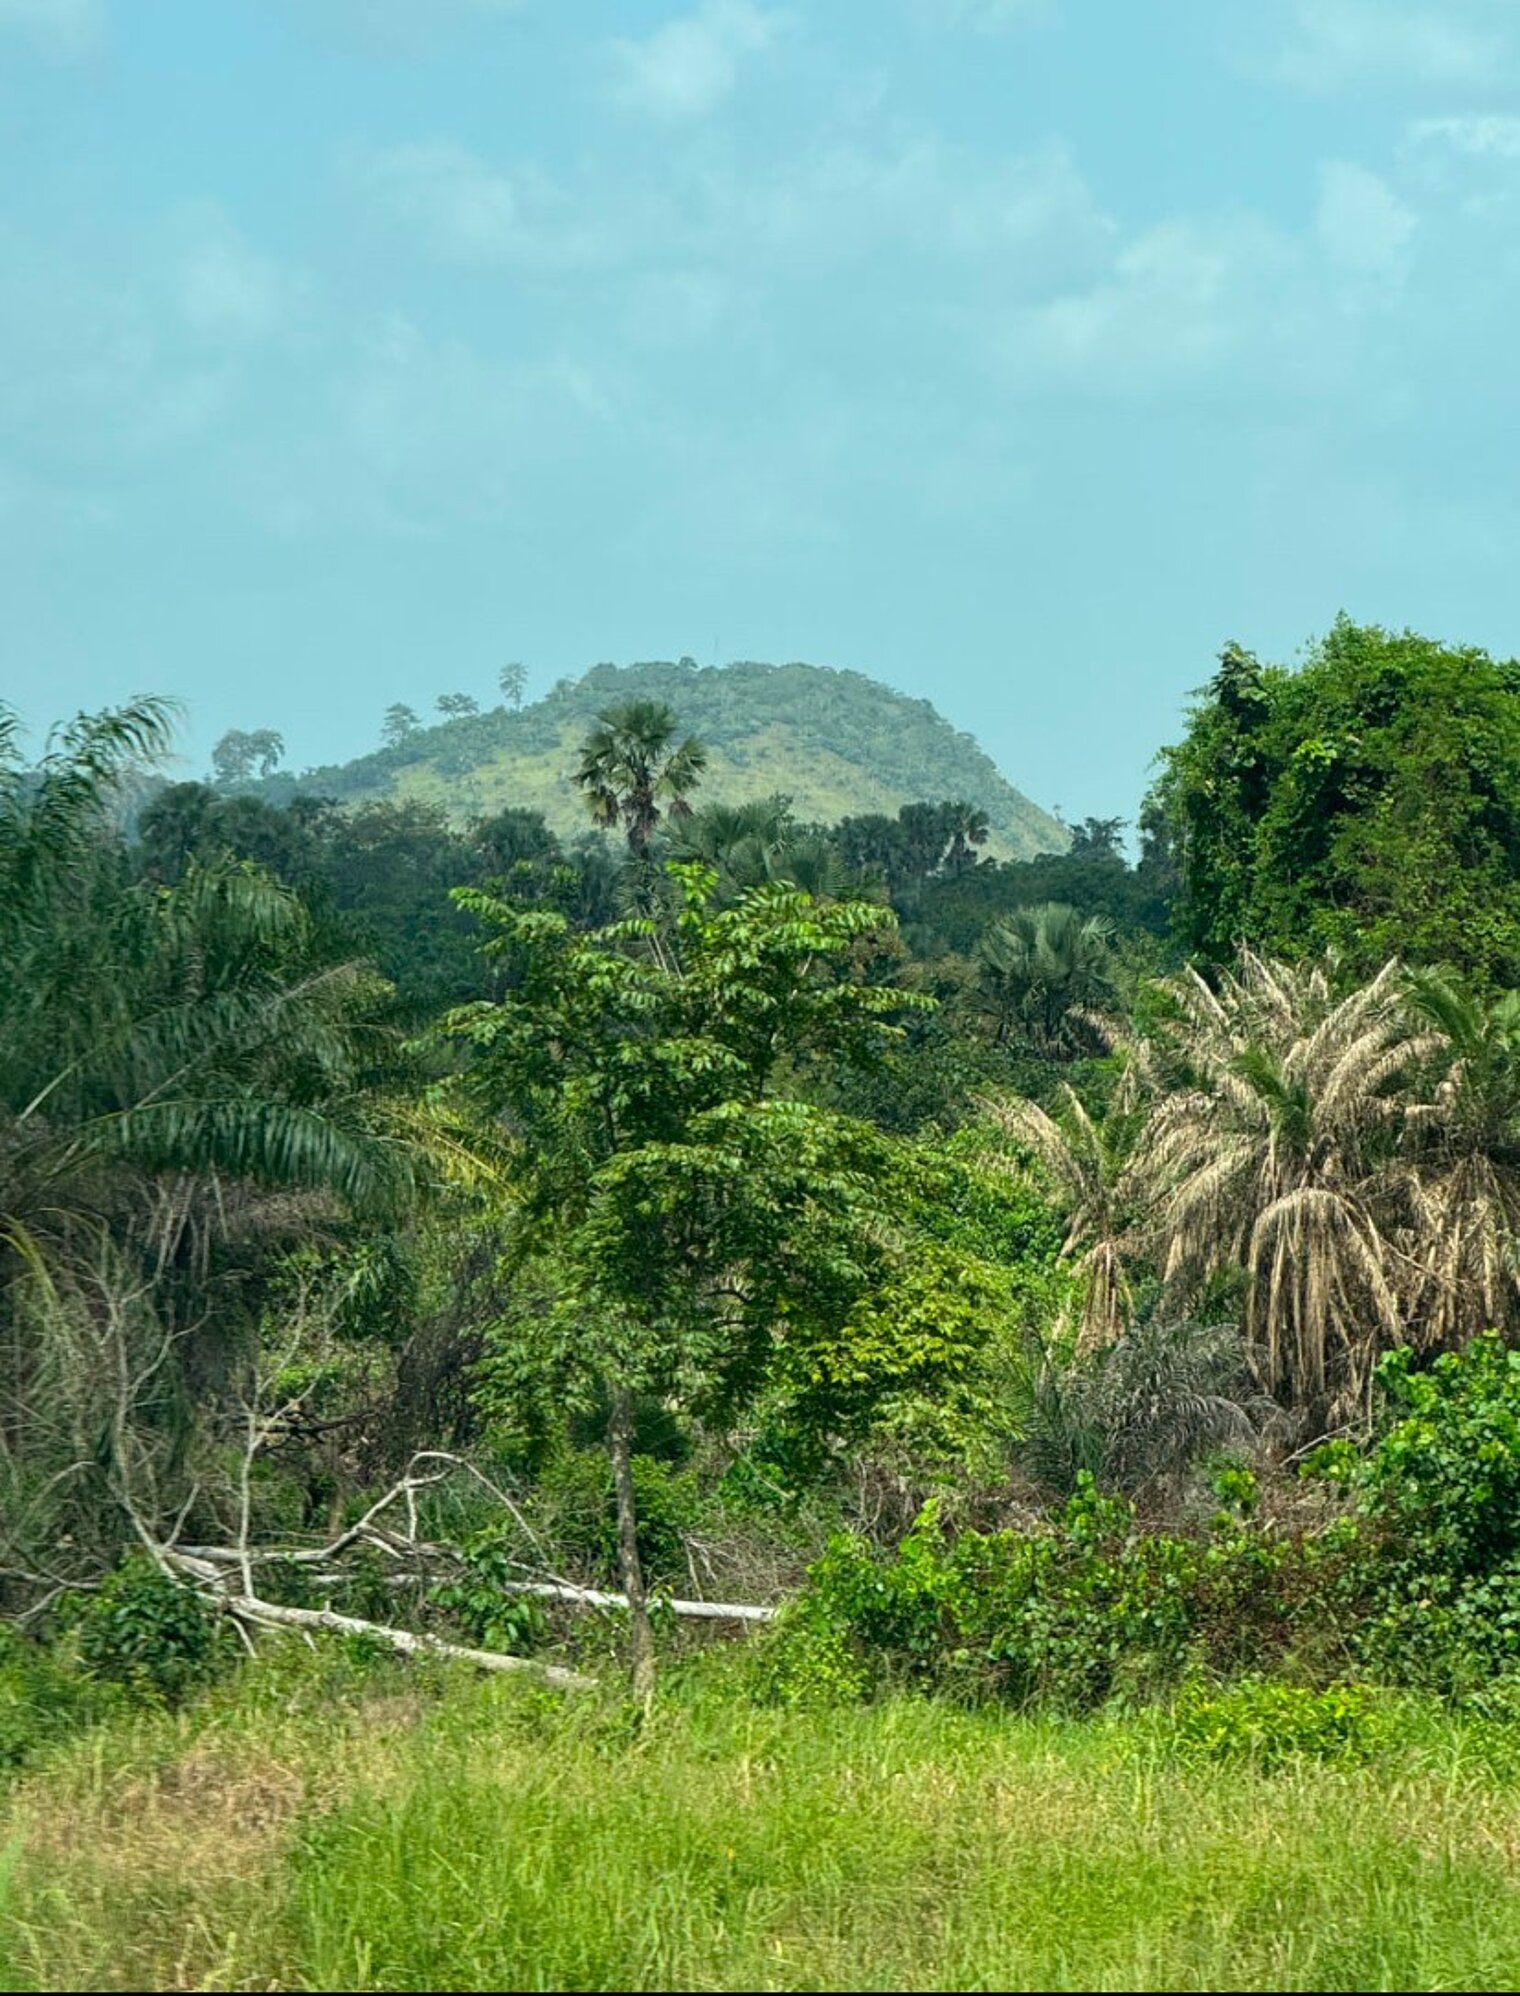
top-left (257, 658), bottom-right (1068, 862)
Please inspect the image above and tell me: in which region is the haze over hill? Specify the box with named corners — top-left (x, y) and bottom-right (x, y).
top-left (261, 661), bottom-right (1068, 861)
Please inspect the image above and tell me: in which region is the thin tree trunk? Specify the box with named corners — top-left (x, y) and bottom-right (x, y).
top-left (608, 1382), bottom-right (656, 1707)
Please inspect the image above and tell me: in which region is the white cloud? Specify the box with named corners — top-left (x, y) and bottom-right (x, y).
top-left (701, 140), bottom-right (1112, 282)
top-left (178, 235), bottom-right (291, 343)
top-left (346, 142), bottom-right (594, 266)
top-left (0, 231), bottom-right (238, 473)
top-left (334, 314), bottom-right (617, 528)
top-left (1266, 1), bottom-right (1505, 91)
top-left (0, 0), bottom-right (103, 56)
top-left (611, 1), bottom-right (782, 121)
top-left (992, 162), bottom-right (1420, 400)
top-left (1315, 162), bottom-right (1417, 278)
top-left (624, 269), bottom-right (732, 346)
top-left (1408, 115), bottom-right (1520, 160)
top-left (999, 217), bottom-right (1284, 391)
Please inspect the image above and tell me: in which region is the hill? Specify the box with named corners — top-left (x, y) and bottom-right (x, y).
top-left (261, 660), bottom-right (1068, 860)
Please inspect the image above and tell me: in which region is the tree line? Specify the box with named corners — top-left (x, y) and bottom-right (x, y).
top-left (8, 617), bottom-right (1520, 1706)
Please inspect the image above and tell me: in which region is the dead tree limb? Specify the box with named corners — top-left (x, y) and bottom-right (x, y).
top-left (221, 1595), bottom-right (598, 1690)
top-left (496, 1580), bottom-right (775, 1623)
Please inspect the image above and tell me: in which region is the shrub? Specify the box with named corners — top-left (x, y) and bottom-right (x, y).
top-left (1166, 1679), bottom-right (1399, 1767)
top-left (533, 1446), bottom-right (703, 1588)
top-left (73, 1557), bottom-right (233, 1705)
top-left (1344, 1335), bottom-right (1520, 1691)
top-left (762, 1481), bottom-right (1356, 1710)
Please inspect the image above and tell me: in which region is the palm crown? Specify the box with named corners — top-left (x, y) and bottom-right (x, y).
top-left (574, 699), bottom-right (707, 855)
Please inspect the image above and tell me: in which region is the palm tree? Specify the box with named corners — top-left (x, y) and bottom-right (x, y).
top-left (575, 700), bottom-right (707, 856)
top-left (1, 700), bottom-right (403, 1582)
top-left (1140, 952), bottom-right (1431, 1424)
top-left (1401, 970), bottom-right (1520, 1348)
top-left (944, 801), bottom-right (991, 873)
top-left (977, 903), bottom-right (1118, 1056)
top-left (667, 796), bottom-right (858, 904)
top-left (988, 1079), bottom-right (1144, 1351)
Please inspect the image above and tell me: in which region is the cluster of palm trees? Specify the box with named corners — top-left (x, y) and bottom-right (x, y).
top-left (1, 699), bottom-right (397, 1590)
top-left (1000, 949), bottom-right (1520, 1425)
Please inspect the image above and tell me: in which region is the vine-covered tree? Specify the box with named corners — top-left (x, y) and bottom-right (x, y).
top-left (1148, 619), bottom-right (1520, 980)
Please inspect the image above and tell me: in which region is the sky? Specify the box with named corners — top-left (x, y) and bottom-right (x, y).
top-left (4, 0), bottom-right (1520, 825)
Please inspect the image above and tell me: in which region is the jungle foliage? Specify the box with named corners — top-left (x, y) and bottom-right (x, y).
top-left (9, 615), bottom-right (1520, 1730)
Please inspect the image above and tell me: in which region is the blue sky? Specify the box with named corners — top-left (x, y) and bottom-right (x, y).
top-left (4, 0), bottom-right (1520, 824)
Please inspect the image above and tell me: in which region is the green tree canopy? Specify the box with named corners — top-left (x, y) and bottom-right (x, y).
top-left (441, 865), bottom-right (921, 1695)
top-left (1148, 619), bottom-right (1520, 980)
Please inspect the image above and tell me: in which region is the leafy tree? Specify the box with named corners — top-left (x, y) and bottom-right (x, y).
top-left (442, 866), bottom-right (915, 1698)
top-left (1067, 817), bottom-right (1126, 860)
top-left (436, 694), bottom-right (481, 721)
top-left (498, 664), bottom-right (528, 711)
top-left (471, 807), bottom-right (559, 880)
top-left (897, 819), bottom-right (1171, 959)
top-left (321, 801), bottom-right (484, 1015)
top-left (211, 728), bottom-right (284, 786)
top-left (1149, 619), bottom-right (1520, 980)
top-left (575, 699), bottom-right (707, 858)
top-left (382, 703), bottom-right (423, 749)
top-left (134, 782), bottom-right (333, 891)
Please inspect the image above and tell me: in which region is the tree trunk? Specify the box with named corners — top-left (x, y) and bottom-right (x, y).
top-left (608, 1382), bottom-right (656, 1708)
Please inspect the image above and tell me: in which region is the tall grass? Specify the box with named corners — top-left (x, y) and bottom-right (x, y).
top-left (3, 1655), bottom-right (1520, 1991)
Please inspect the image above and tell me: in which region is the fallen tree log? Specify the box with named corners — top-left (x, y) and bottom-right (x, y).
top-left (223, 1595), bottom-right (598, 1690)
top-left (498, 1580), bottom-right (775, 1623)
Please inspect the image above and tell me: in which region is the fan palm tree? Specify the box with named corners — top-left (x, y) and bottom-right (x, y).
top-left (1141, 952), bottom-right (1431, 1423)
top-left (944, 801), bottom-right (991, 873)
top-left (667, 796), bottom-right (859, 904)
top-left (977, 902), bottom-right (1118, 1056)
top-left (575, 700), bottom-right (707, 857)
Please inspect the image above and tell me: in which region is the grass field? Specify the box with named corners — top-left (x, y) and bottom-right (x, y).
top-left (3, 1651), bottom-right (1520, 1991)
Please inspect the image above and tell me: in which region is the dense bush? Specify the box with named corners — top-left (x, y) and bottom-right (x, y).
top-left (1335, 1335), bottom-right (1520, 1691)
top-left (763, 1480), bottom-right (1359, 1709)
top-left (73, 1557), bottom-right (234, 1706)
top-left (767, 1335), bottom-right (1520, 1709)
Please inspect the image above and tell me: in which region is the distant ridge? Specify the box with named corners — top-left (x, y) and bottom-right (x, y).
top-left (262, 660), bottom-right (1068, 861)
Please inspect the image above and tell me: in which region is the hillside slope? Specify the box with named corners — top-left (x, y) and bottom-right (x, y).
top-left (266, 661), bottom-right (1068, 860)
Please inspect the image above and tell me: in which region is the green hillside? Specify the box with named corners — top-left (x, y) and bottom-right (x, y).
top-left (264, 661), bottom-right (1068, 860)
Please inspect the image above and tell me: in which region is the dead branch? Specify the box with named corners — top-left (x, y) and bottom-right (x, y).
top-left (496, 1579), bottom-right (775, 1623)
top-left (221, 1594), bottom-right (598, 1689)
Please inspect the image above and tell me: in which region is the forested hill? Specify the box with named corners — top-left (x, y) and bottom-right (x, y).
top-left (259, 660), bottom-right (1069, 860)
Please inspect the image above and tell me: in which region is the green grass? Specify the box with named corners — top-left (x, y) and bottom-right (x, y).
top-left (3, 1654), bottom-right (1520, 1990)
